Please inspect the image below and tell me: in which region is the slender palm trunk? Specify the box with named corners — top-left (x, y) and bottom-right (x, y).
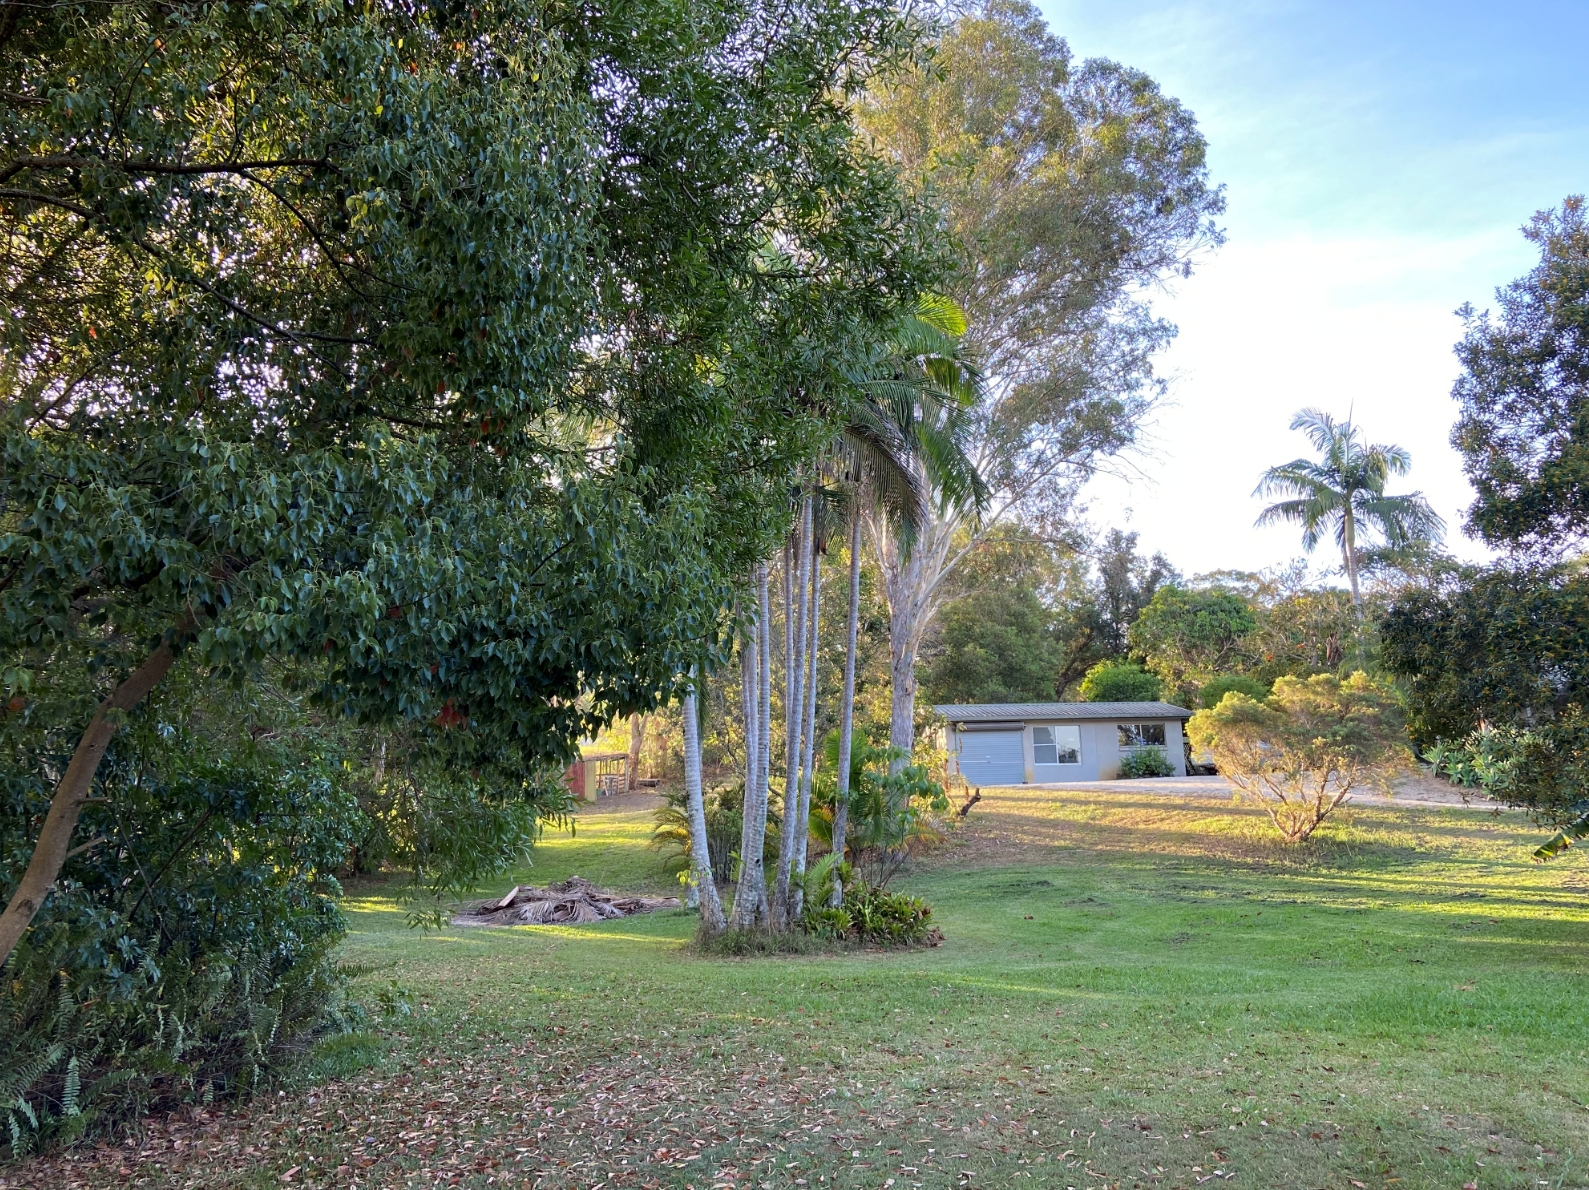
top-left (740, 627), bottom-right (758, 837)
top-left (1342, 504), bottom-right (1362, 609)
top-left (774, 497), bottom-right (813, 926)
top-left (730, 585), bottom-right (771, 929)
top-left (681, 686), bottom-right (726, 933)
top-left (756, 564), bottom-right (773, 865)
top-left (783, 541), bottom-right (795, 760)
top-left (831, 515), bottom-right (861, 906)
top-left (791, 544), bottom-right (820, 921)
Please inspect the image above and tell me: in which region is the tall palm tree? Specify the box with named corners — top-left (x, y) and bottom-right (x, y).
top-left (1254, 408), bottom-right (1444, 606)
top-left (680, 682), bottom-right (726, 933)
top-left (825, 295), bottom-right (988, 902)
top-left (743, 294), bottom-right (989, 929)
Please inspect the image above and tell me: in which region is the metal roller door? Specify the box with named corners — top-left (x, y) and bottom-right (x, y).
top-left (957, 730), bottom-right (1025, 786)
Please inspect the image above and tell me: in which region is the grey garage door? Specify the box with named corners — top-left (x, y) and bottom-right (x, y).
top-left (958, 730), bottom-right (1025, 786)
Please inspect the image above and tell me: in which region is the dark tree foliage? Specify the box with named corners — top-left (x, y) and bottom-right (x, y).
top-left (0, 0), bottom-right (945, 1141)
top-left (921, 585), bottom-right (1062, 705)
top-left (1094, 529), bottom-right (1179, 656)
top-left (1451, 197), bottom-right (1589, 554)
top-left (1380, 565), bottom-right (1589, 748)
top-left (1, 0), bottom-right (940, 923)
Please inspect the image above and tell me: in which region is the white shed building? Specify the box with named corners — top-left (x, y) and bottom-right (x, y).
top-left (936, 701), bottom-right (1193, 785)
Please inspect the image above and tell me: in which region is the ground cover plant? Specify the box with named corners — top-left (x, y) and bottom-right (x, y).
top-left (7, 783), bottom-right (1587, 1189)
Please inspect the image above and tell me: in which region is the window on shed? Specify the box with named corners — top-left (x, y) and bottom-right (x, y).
top-left (1033, 725), bottom-right (1081, 765)
top-left (1117, 722), bottom-right (1167, 748)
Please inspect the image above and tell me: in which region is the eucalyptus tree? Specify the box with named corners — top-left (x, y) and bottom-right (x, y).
top-left (0, 0), bottom-right (945, 963)
top-left (855, 0), bottom-right (1226, 761)
top-left (1254, 410), bottom-right (1444, 607)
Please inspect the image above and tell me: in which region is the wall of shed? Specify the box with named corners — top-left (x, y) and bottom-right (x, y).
top-left (945, 717), bottom-right (1187, 783)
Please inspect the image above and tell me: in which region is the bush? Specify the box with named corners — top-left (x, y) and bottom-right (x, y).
top-left (1200, 674), bottom-right (1269, 708)
top-left (811, 737), bottom-right (948, 887)
top-left (1079, 661), bottom-right (1161, 703)
top-left (1, 739), bottom-right (364, 1155)
top-left (840, 881), bottom-right (936, 945)
top-left (1116, 749), bottom-right (1176, 779)
top-left (799, 863), bottom-right (937, 946)
top-left (649, 782), bottom-right (777, 886)
top-left (1187, 673), bottom-right (1411, 842)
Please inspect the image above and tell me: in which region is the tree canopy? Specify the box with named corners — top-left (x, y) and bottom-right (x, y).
top-left (1381, 565), bottom-right (1589, 747)
top-left (1451, 197), bottom-right (1589, 555)
top-left (852, 0), bottom-right (1223, 758)
top-left (1127, 585), bottom-right (1256, 707)
top-left (1078, 660), bottom-right (1161, 703)
top-left (1, 0), bottom-right (943, 953)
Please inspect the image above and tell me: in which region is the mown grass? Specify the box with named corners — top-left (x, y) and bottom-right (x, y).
top-left (13, 786), bottom-right (1589, 1190)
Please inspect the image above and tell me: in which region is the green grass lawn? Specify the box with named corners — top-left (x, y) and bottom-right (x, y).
top-left (14, 786), bottom-right (1589, 1190)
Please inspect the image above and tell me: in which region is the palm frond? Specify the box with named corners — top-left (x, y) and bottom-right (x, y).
top-left (913, 292), bottom-right (968, 338)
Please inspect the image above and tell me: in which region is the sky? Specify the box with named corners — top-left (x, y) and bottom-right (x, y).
top-left (1039, 0), bottom-right (1589, 580)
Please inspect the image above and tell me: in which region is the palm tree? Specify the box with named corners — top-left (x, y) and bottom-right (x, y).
top-left (1254, 408), bottom-right (1444, 607)
top-left (680, 682), bottom-right (726, 933)
top-left (742, 293), bottom-right (989, 929)
top-left (825, 295), bottom-right (987, 903)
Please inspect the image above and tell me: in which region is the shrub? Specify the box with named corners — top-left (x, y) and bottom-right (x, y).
top-left (811, 737), bottom-right (948, 888)
top-left (650, 782), bottom-right (778, 886)
top-left (799, 863), bottom-right (936, 946)
top-left (1117, 749), bottom-right (1176, 779)
top-left (1200, 674), bottom-right (1268, 708)
top-left (1187, 672), bottom-right (1411, 842)
top-left (0, 658), bottom-right (406, 1154)
top-left (1, 738), bottom-right (365, 1155)
top-left (842, 881), bottom-right (935, 945)
top-left (1079, 661), bottom-right (1161, 702)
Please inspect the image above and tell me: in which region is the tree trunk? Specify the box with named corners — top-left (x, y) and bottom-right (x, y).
top-left (730, 577), bottom-right (771, 929)
top-left (740, 624), bottom-right (758, 841)
top-left (783, 540), bottom-right (795, 763)
top-left (773, 497), bottom-right (813, 926)
top-left (870, 520), bottom-right (933, 774)
top-left (681, 686), bottom-right (726, 934)
top-left (1342, 505), bottom-right (1362, 609)
top-left (791, 543), bottom-right (820, 921)
top-left (831, 515), bottom-right (861, 906)
top-left (626, 713), bottom-right (646, 792)
top-left (888, 623), bottom-right (918, 770)
top-left (0, 625), bottom-right (188, 965)
top-left (755, 562), bottom-right (773, 895)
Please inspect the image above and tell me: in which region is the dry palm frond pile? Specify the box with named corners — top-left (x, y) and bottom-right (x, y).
top-left (451, 876), bottom-right (679, 926)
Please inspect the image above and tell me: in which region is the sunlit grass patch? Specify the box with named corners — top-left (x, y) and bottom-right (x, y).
top-left (10, 784), bottom-right (1588, 1190)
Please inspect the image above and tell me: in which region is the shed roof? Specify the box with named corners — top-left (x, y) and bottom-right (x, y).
top-left (933, 701), bottom-right (1192, 722)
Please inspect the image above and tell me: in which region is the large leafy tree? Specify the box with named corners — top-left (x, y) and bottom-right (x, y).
top-left (1127, 584), bottom-right (1256, 707)
top-left (1383, 200), bottom-right (1589, 837)
top-left (1254, 409), bottom-right (1444, 607)
top-left (0, 0), bottom-right (940, 961)
top-left (1450, 197), bottom-right (1589, 554)
top-left (854, 0), bottom-right (1224, 760)
top-left (1381, 565), bottom-right (1589, 747)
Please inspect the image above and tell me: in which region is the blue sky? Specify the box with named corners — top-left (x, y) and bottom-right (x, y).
top-left (1037, 0), bottom-right (1589, 578)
